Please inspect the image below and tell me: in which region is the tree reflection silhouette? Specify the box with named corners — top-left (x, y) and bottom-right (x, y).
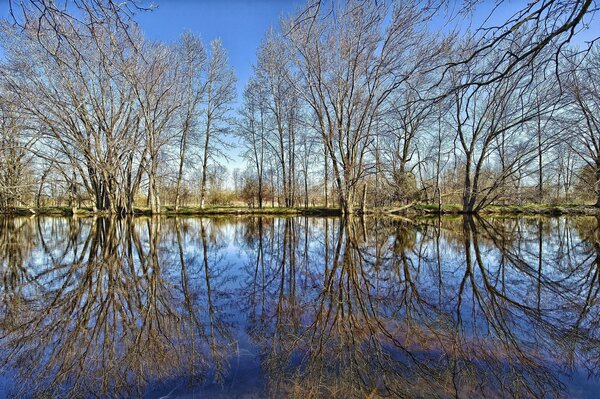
top-left (242, 216), bottom-right (600, 398)
top-left (0, 215), bottom-right (599, 398)
top-left (0, 216), bottom-right (234, 398)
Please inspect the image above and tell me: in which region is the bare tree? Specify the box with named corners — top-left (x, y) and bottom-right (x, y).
top-left (0, 17), bottom-right (151, 213)
top-left (173, 32), bottom-right (207, 211)
top-left (238, 78), bottom-right (269, 208)
top-left (566, 47), bottom-right (600, 206)
top-left (284, 0), bottom-right (439, 214)
top-left (447, 37), bottom-right (561, 213)
top-left (199, 39), bottom-right (236, 209)
top-left (128, 40), bottom-right (182, 214)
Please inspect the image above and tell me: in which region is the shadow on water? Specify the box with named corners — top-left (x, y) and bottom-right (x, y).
top-left (0, 215), bottom-right (599, 398)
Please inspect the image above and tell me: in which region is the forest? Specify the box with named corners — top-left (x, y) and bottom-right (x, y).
top-left (0, 0), bottom-right (598, 215)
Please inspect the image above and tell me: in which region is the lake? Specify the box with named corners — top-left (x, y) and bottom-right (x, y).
top-left (0, 215), bottom-right (599, 398)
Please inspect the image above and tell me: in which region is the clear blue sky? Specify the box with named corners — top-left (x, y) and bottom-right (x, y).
top-left (136, 0), bottom-right (305, 101)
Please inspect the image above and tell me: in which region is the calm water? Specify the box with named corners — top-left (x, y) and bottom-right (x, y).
top-left (0, 215), bottom-right (599, 398)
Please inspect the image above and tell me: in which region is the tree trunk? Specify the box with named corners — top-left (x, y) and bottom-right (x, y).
top-left (341, 190), bottom-right (354, 216)
top-left (462, 154), bottom-right (474, 213)
top-left (175, 123), bottom-right (189, 212)
top-left (537, 121), bottom-right (543, 203)
top-left (324, 146), bottom-right (328, 207)
top-left (148, 165), bottom-right (161, 214)
top-left (258, 175), bottom-right (264, 208)
top-left (304, 170), bottom-right (309, 209)
top-left (200, 118), bottom-right (212, 210)
top-left (595, 165), bottom-right (600, 208)
top-left (360, 184), bottom-right (367, 214)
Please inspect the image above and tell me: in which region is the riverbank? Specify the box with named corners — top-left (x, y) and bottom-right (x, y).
top-left (0, 206), bottom-right (343, 217)
top-left (409, 203), bottom-right (600, 216)
top-left (1, 203), bottom-right (599, 217)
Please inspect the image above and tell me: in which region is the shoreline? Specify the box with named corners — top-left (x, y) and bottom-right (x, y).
top-left (1, 204), bottom-right (599, 217)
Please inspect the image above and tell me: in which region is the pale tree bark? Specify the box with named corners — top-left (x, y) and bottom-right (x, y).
top-left (238, 78), bottom-right (268, 208)
top-left (174, 32), bottom-right (207, 212)
top-left (199, 39), bottom-right (236, 209)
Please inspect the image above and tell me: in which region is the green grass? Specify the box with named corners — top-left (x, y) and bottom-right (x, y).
top-left (2, 203), bottom-right (598, 217)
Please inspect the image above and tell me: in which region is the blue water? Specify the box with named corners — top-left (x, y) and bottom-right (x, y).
top-left (0, 215), bottom-right (598, 398)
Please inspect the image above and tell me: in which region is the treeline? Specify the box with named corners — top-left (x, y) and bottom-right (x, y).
top-left (0, 0), bottom-right (598, 214)
top-left (0, 1), bottom-right (236, 214)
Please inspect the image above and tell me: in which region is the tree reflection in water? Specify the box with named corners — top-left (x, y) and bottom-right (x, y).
top-left (0, 215), bottom-right (598, 398)
top-left (0, 217), bottom-right (234, 398)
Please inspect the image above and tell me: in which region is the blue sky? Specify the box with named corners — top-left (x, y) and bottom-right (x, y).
top-left (136, 0), bottom-right (305, 101)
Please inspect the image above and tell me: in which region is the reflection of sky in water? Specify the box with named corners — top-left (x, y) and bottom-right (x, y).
top-left (0, 216), bottom-right (599, 398)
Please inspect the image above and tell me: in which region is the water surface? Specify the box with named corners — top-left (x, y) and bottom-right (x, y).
top-left (0, 215), bottom-right (599, 398)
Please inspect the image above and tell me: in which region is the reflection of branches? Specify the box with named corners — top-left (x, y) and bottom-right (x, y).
top-left (457, 216), bottom-right (562, 397)
top-left (0, 216), bottom-right (236, 397)
top-left (242, 215), bottom-right (600, 398)
top-left (2, 215), bottom-right (600, 397)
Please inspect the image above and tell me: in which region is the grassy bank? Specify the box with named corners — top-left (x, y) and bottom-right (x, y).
top-left (0, 205), bottom-right (343, 217)
top-left (410, 203), bottom-right (600, 216)
top-left (1, 203), bottom-right (599, 217)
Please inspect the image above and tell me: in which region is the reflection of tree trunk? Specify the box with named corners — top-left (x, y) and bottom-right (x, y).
top-left (537, 219), bottom-right (543, 312)
top-left (250, 218), bottom-right (265, 312)
top-left (200, 219), bottom-right (219, 362)
top-left (276, 219), bottom-right (289, 326)
top-left (324, 218), bottom-right (329, 276)
top-left (324, 146), bottom-right (328, 208)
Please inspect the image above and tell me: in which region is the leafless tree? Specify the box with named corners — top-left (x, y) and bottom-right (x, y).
top-left (173, 32), bottom-right (207, 211)
top-left (565, 48), bottom-right (600, 206)
top-left (199, 39), bottom-right (236, 209)
top-left (284, 0), bottom-right (439, 214)
top-left (447, 38), bottom-right (559, 212)
top-left (238, 78), bottom-right (269, 208)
